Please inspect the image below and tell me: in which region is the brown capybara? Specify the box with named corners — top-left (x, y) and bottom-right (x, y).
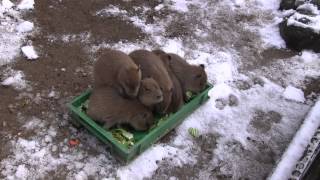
top-left (153, 50), bottom-right (184, 113)
top-left (138, 78), bottom-right (163, 108)
top-left (129, 49), bottom-right (173, 114)
top-left (94, 49), bottom-right (142, 98)
top-left (87, 87), bottom-right (154, 131)
top-left (156, 51), bottom-right (207, 101)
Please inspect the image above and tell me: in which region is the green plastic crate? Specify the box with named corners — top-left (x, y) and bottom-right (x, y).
top-left (68, 84), bottom-right (213, 162)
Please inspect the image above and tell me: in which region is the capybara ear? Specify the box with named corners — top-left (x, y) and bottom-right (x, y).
top-left (167, 54), bottom-right (172, 61)
top-left (200, 64), bottom-right (205, 69)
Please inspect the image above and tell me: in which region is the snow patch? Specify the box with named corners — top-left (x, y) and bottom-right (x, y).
top-left (96, 5), bottom-right (127, 16)
top-left (0, 0), bottom-right (35, 65)
top-left (297, 3), bottom-right (320, 15)
top-left (2, 0), bottom-right (14, 9)
top-left (283, 86), bottom-right (305, 103)
top-left (1, 70), bottom-right (27, 90)
top-left (259, 17), bottom-right (286, 48)
top-left (17, 0), bottom-right (34, 10)
top-left (287, 12), bottom-right (320, 34)
top-left (117, 145), bottom-right (193, 180)
top-left (15, 165), bottom-right (28, 179)
top-left (16, 21), bottom-right (34, 33)
top-left (21, 45), bottom-right (38, 59)
top-left (255, 0), bottom-right (281, 10)
top-left (269, 98), bottom-right (320, 180)
top-left (300, 50), bottom-right (320, 63)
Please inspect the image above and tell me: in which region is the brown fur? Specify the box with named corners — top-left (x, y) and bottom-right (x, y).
top-left (94, 49), bottom-right (142, 98)
top-left (153, 50), bottom-right (184, 113)
top-left (158, 52), bottom-right (207, 100)
top-left (129, 50), bottom-right (173, 114)
top-left (138, 78), bottom-right (163, 108)
top-left (87, 87), bottom-right (154, 131)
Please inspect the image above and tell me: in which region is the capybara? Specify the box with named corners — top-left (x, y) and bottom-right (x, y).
top-left (153, 50), bottom-right (184, 112)
top-left (156, 51), bottom-right (207, 101)
top-left (129, 49), bottom-right (173, 114)
top-left (94, 49), bottom-right (141, 98)
top-left (87, 87), bottom-right (154, 131)
top-left (138, 78), bottom-right (163, 108)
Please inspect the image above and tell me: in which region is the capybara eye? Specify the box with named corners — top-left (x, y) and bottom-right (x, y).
top-left (196, 74), bottom-right (202, 79)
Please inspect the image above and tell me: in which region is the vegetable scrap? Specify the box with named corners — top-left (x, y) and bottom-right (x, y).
top-left (111, 128), bottom-right (135, 148)
top-left (188, 127), bottom-right (199, 138)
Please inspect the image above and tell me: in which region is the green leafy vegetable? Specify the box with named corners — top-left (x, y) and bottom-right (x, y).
top-left (111, 128), bottom-right (135, 148)
top-left (80, 100), bottom-right (89, 112)
top-left (186, 91), bottom-right (193, 101)
top-left (188, 127), bottom-right (199, 138)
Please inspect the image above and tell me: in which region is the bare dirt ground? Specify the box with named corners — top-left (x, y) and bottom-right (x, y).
top-left (1, 0), bottom-right (320, 179)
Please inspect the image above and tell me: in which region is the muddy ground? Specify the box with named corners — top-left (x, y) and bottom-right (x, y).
top-left (1, 0), bottom-right (320, 179)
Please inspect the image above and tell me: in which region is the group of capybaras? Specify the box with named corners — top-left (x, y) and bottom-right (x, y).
top-left (87, 49), bottom-right (208, 131)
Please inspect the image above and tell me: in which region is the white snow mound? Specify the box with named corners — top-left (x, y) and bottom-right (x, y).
top-left (17, 0), bottom-right (34, 10)
top-left (2, 0), bottom-right (14, 9)
top-left (16, 21), bottom-right (34, 33)
top-left (21, 45), bottom-right (38, 59)
top-left (283, 85), bottom-right (305, 103)
top-left (1, 70), bottom-right (27, 90)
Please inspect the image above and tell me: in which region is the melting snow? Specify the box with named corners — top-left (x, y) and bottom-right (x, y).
top-left (283, 86), bottom-right (306, 103)
top-left (16, 21), bottom-right (34, 33)
top-left (17, 0), bottom-right (34, 10)
top-left (287, 12), bottom-right (320, 34)
top-left (269, 98), bottom-right (320, 180)
top-left (21, 45), bottom-right (38, 59)
top-left (1, 69), bottom-right (27, 90)
top-left (0, 0), bottom-right (35, 65)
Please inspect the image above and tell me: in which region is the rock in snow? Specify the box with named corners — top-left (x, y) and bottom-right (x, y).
top-left (21, 45), bottom-right (38, 60)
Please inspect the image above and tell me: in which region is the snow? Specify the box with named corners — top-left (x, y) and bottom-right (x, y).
top-left (283, 86), bottom-right (305, 103)
top-left (96, 5), bottom-right (127, 16)
top-left (1, 70), bottom-right (27, 90)
top-left (21, 45), bottom-right (39, 59)
top-left (287, 12), bottom-right (320, 34)
top-left (0, 0), bottom-right (35, 65)
top-left (255, 0), bottom-right (281, 10)
top-left (15, 165), bottom-right (28, 179)
top-left (48, 91), bottom-right (56, 98)
top-left (17, 0), bottom-right (34, 10)
top-left (154, 4), bottom-right (164, 11)
top-left (297, 3), bottom-right (320, 15)
top-left (269, 98), bottom-right (320, 180)
top-left (117, 145), bottom-right (194, 180)
top-left (2, 0), bottom-right (13, 9)
top-left (259, 17), bottom-right (286, 48)
top-left (300, 50), bottom-right (319, 63)
top-left (170, 0), bottom-right (190, 12)
top-left (16, 21), bottom-right (34, 33)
